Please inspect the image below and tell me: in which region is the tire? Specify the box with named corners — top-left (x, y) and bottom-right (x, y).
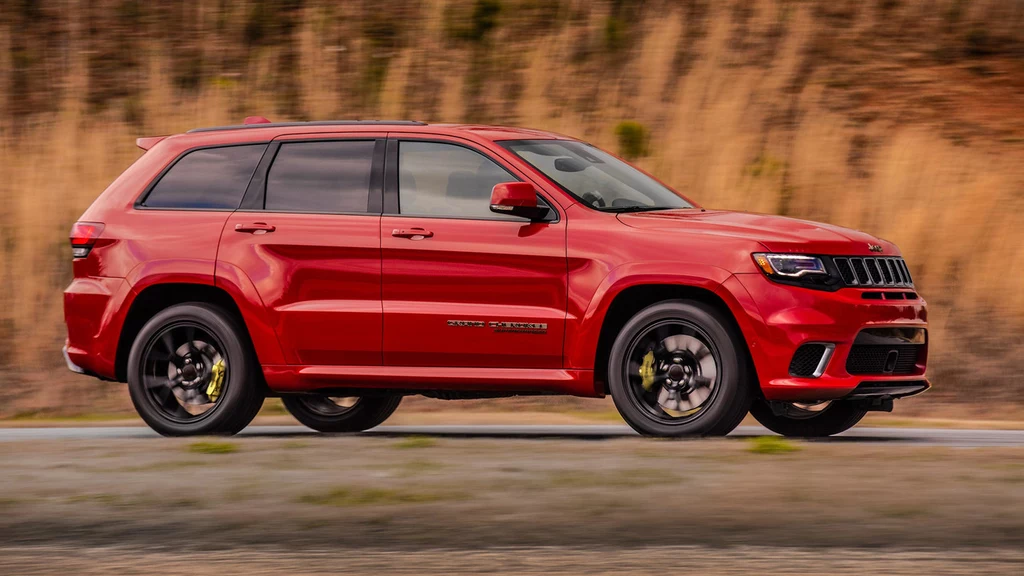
top-left (749, 398), bottom-right (866, 437)
top-left (282, 394), bottom-right (402, 433)
top-left (127, 303), bottom-right (265, 437)
top-left (607, 300), bottom-right (753, 437)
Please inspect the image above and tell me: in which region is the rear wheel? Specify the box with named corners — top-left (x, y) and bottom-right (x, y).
top-left (282, 394), bottom-right (402, 433)
top-left (749, 398), bottom-right (866, 437)
top-left (127, 303), bottom-right (264, 436)
top-left (608, 300), bottom-right (753, 437)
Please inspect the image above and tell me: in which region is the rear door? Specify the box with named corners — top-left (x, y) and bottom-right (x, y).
top-left (380, 136), bottom-right (567, 369)
top-left (218, 133), bottom-right (385, 366)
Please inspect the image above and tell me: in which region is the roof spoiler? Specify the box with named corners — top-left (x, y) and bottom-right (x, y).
top-left (136, 136), bottom-right (168, 151)
top-left (136, 117), bottom-right (269, 150)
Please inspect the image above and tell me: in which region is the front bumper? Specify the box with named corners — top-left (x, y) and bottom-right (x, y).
top-left (730, 273), bottom-right (929, 402)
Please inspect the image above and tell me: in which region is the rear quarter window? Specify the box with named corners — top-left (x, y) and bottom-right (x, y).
top-left (141, 144), bottom-right (267, 209)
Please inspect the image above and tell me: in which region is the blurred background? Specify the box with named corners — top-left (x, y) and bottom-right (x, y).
top-left (2, 3), bottom-right (1023, 574)
top-left (0, 0), bottom-right (1022, 419)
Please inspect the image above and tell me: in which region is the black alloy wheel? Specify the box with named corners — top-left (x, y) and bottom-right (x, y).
top-left (282, 394), bottom-right (402, 433)
top-left (128, 303), bottom-right (264, 436)
top-left (608, 300), bottom-right (753, 437)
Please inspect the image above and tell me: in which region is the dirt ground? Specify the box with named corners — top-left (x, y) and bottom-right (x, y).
top-left (0, 434), bottom-right (1021, 574)
top-left (1, 545), bottom-right (1022, 575)
top-left (4, 395), bottom-right (1024, 430)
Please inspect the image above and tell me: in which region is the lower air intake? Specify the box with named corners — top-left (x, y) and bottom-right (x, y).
top-left (789, 344), bottom-right (828, 377)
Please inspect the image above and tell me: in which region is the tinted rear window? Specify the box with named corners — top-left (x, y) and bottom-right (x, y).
top-left (265, 140), bottom-right (377, 213)
top-left (142, 145), bottom-right (266, 209)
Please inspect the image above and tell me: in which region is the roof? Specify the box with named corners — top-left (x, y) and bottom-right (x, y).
top-left (186, 120), bottom-right (426, 133)
top-left (176, 119), bottom-right (570, 143)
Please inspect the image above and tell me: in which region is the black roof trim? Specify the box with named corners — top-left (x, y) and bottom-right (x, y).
top-left (187, 120), bottom-right (427, 134)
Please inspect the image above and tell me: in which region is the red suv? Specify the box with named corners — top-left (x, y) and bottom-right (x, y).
top-left (63, 119), bottom-right (929, 437)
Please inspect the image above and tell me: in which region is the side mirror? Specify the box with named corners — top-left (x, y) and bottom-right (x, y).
top-left (489, 182), bottom-right (549, 221)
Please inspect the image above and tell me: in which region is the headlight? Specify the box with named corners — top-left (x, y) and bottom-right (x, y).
top-left (753, 254), bottom-right (826, 277)
top-left (752, 253), bottom-right (841, 291)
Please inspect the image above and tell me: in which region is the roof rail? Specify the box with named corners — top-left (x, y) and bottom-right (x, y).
top-left (186, 120), bottom-right (427, 134)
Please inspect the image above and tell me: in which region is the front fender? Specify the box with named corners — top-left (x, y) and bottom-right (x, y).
top-left (564, 261), bottom-right (758, 373)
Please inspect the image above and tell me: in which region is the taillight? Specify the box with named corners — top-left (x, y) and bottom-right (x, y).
top-left (69, 222), bottom-right (104, 258)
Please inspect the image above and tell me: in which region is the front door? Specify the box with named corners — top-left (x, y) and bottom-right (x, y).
top-left (381, 137), bottom-right (567, 369)
top-left (218, 134), bottom-right (385, 366)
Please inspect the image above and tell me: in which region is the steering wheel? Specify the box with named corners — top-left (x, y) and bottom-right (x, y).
top-left (581, 192), bottom-right (606, 208)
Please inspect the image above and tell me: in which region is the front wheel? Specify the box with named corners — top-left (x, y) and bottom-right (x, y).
top-left (749, 398), bottom-right (866, 437)
top-left (608, 300), bottom-right (753, 437)
top-left (282, 394), bottom-right (402, 433)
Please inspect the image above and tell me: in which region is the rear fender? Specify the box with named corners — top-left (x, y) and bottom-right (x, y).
top-left (214, 261), bottom-right (287, 366)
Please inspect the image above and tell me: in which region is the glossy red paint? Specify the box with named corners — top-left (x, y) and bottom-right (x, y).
top-left (219, 211), bottom-right (383, 366)
top-left (381, 214), bottom-right (567, 369)
top-left (490, 182), bottom-right (537, 207)
top-left (63, 121), bottom-right (927, 404)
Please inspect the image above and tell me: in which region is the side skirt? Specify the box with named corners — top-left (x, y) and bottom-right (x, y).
top-left (263, 365), bottom-right (599, 398)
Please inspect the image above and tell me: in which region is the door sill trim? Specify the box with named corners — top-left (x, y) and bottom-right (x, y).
top-left (263, 365), bottom-right (598, 397)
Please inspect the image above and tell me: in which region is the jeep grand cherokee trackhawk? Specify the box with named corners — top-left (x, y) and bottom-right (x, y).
top-left (63, 118), bottom-right (929, 437)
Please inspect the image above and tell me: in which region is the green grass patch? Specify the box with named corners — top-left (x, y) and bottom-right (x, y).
top-left (298, 487), bottom-right (447, 507)
top-left (187, 441), bottom-right (239, 455)
top-left (547, 468), bottom-right (676, 488)
top-left (2, 411), bottom-right (136, 422)
top-left (393, 436), bottom-right (438, 449)
top-left (746, 436), bottom-right (801, 455)
top-left (397, 459), bottom-right (445, 477)
top-left (117, 460), bottom-right (209, 472)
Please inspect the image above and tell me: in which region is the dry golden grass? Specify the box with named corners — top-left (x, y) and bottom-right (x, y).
top-left (0, 0), bottom-right (1022, 414)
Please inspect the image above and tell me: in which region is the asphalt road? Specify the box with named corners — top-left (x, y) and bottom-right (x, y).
top-left (0, 424), bottom-right (1021, 446)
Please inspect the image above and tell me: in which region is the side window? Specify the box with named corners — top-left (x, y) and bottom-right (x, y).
top-left (398, 141), bottom-right (519, 219)
top-left (143, 145), bottom-right (266, 209)
top-left (265, 140), bottom-right (377, 213)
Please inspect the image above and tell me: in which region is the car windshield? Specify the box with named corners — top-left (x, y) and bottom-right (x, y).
top-left (500, 139), bottom-right (693, 212)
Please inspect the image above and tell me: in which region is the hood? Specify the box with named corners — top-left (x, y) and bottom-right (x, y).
top-left (617, 209), bottom-right (898, 256)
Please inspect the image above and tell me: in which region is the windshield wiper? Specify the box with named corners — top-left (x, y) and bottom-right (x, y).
top-left (601, 205), bottom-right (686, 213)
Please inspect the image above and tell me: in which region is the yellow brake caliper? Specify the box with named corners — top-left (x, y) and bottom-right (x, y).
top-left (207, 360), bottom-right (226, 402)
top-left (639, 351), bottom-right (656, 391)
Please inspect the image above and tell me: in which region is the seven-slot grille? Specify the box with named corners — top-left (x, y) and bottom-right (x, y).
top-left (833, 257), bottom-right (913, 288)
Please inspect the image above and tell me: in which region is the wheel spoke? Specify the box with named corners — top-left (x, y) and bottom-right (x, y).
top-left (153, 383), bottom-right (190, 418)
top-left (142, 322), bottom-right (226, 423)
top-left (159, 331), bottom-right (175, 357)
top-left (692, 375), bottom-right (714, 387)
top-left (653, 325), bottom-right (673, 345)
top-left (144, 374), bottom-right (169, 389)
top-left (625, 319), bottom-right (720, 425)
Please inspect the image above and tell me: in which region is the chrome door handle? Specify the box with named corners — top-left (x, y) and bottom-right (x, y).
top-left (234, 222), bottom-right (276, 234)
top-left (391, 228), bottom-right (433, 239)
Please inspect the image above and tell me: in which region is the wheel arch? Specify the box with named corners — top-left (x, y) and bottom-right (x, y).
top-left (115, 283), bottom-right (261, 383)
top-left (591, 283), bottom-right (757, 395)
